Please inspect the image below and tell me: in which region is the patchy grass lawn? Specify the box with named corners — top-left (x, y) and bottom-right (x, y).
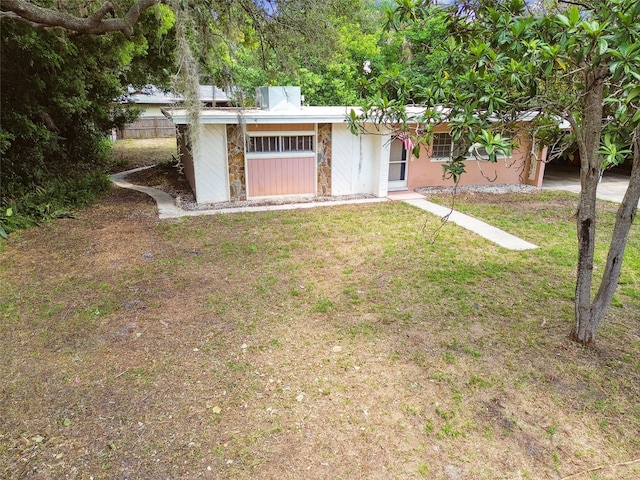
top-left (1, 143), bottom-right (639, 479)
top-left (109, 138), bottom-right (177, 173)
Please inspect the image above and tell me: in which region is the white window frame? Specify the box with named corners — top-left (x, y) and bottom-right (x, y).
top-left (430, 132), bottom-right (465, 162)
top-left (430, 132), bottom-right (509, 162)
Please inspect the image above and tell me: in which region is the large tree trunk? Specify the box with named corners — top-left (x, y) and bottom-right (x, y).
top-left (570, 69), bottom-right (640, 345)
top-left (588, 125), bottom-right (640, 320)
top-left (570, 68), bottom-right (605, 345)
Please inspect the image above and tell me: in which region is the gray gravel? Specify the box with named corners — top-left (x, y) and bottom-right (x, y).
top-left (177, 193), bottom-right (378, 211)
top-left (416, 184), bottom-right (539, 196)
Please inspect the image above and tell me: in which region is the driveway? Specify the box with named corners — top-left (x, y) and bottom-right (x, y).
top-left (542, 168), bottom-right (636, 205)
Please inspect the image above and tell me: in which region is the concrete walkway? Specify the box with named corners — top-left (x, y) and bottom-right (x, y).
top-left (387, 191), bottom-right (538, 251)
top-left (542, 169), bottom-right (635, 205)
top-left (111, 167), bottom-right (183, 218)
top-left (111, 169), bottom-right (537, 251)
top-left (111, 167), bottom-right (388, 220)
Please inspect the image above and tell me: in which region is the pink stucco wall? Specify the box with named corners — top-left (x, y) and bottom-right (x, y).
top-left (406, 124), bottom-right (538, 189)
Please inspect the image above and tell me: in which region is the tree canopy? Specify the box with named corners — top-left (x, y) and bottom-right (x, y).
top-left (0, 2), bottom-right (176, 232)
top-left (0, 0), bottom-right (380, 234)
top-left (354, 0), bottom-right (639, 344)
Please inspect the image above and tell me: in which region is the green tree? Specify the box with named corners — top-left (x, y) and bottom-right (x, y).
top-left (355, 0), bottom-right (639, 345)
top-left (0, 0), bottom-right (366, 234)
top-left (376, 1), bottom-right (449, 100)
top-left (200, 0), bottom-right (385, 106)
top-left (1, 2), bottom-right (175, 234)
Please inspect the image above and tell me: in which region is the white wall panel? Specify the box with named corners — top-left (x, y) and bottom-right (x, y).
top-left (331, 124), bottom-right (356, 195)
top-left (194, 125), bottom-right (229, 203)
top-left (332, 124), bottom-right (389, 196)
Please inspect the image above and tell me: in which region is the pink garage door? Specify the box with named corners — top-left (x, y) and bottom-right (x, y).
top-left (246, 156), bottom-right (315, 197)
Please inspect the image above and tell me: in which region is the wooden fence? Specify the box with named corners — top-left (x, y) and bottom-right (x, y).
top-left (120, 117), bottom-right (176, 139)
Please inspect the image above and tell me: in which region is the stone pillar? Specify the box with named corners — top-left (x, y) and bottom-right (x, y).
top-left (317, 123), bottom-right (332, 196)
top-left (226, 125), bottom-right (246, 200)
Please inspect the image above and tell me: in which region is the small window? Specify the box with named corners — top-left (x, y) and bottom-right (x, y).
top-left (248, 136), bottom-right (279, 153)
top-left (431, 133), bottom-right (453, 160)
top-left (432, 133), bottom-right (496, 161)
top-left (247, 134), bottom-right (314, 153)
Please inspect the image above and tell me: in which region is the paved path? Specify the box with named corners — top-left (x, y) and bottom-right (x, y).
top-left (387, 191), bottom-right (538, 251)
top-left (111, 167), bottom-right (387, 219)
top-left (542, 169), bottom-right (635, 205)
top-left (111, 167), bottom-right (183, 218)
top-left (111, 169), bottom-right (537, 251)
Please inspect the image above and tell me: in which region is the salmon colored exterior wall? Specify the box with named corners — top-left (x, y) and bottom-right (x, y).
top-left (522, 146), bottom-right (548, 188)
top-left (406, 124), bottom-right (535, 189)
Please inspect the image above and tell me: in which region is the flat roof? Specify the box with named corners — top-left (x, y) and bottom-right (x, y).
top-left (164, 106), bottom-right (363, 125)
top-left (164, 105), bottom-right (561, 127)
top-left (124, 85), bottom-right (230, 105)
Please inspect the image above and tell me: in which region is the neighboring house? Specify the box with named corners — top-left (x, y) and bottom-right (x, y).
top-left (119, 85), bottom-right (231, 139)
top-left (165, 86), bottom-right (547, 204)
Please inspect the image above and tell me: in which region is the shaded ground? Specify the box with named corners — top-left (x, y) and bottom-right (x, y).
top-left (1, 140), bottom-right (639, 479)
top-left (109, 138), bottom-right (178, 173)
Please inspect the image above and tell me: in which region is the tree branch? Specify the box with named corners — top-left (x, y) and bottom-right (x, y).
top-left (0, 0), bottom-right (164, 37)
top-left (558, 0), bottom-right (591, 9)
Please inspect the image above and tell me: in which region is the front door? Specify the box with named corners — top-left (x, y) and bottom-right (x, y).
top-left (388, 138), bottom-right (408, 190)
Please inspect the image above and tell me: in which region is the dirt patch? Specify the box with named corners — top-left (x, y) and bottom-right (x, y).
top-left (126, 163), bottom-right (194, 201)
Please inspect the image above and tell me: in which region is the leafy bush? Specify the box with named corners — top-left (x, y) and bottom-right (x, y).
top-left (0, 172), bottom-right (112, 237)
top-left (0, 9), bottom-right (174, 238)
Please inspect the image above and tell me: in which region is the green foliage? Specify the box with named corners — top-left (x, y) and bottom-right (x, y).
top-left (202, 0), bottom-right (385, 105)
top-left (599, 134), bottom-right (632, 167)
top-left (376, 3), bottom-right (450, 101)
top-left (0, 4), bottom-right (174, 235)
top-left (0, 172), bottom-right (112, 235)
top-left (357, 0), bottom-right (639, 170)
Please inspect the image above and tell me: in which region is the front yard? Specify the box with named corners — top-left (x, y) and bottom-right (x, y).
top-left (1, 168), bottom-right (638, 478)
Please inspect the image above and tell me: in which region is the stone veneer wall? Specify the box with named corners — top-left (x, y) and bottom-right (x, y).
top-left (226, 124), bottom-right (246, 200)
top-left (317, 123), bottom-right (332, 196)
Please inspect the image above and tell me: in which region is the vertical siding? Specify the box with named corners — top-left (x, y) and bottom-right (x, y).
top-left (194, 125), bottom-right (229, 203)
top-left (331, 124), bottom-right (388, 196)
top-left (247, 157), bottom-right (315, 197)
top-left (331, 124), bottom-right (357, 195)
top-left (376, 133), bottom-right (391, 197)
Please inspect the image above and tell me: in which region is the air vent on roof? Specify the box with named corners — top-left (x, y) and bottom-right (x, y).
top-left (256, 86), bottom-right (301, 111)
